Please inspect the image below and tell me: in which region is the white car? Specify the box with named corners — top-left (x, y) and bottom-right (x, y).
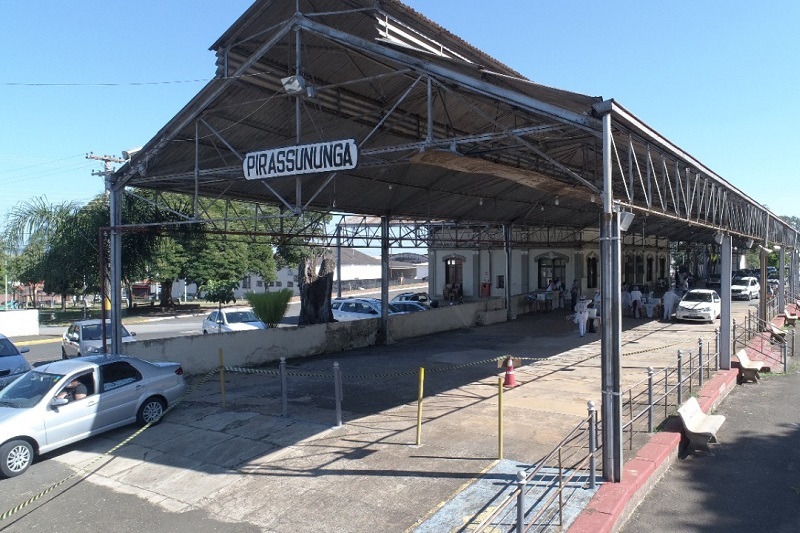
top-left (730, 276), bottom-right (760, 300)
top-left (202, 307), bottom-right (267, 334)
top-left (0, 355), bottom-right (185, 477)
top-left (390, 301), bottom-right (429, 313)
top-left (675, 289), bottom-right (721, 323)
top-left (331, 298), bottom-right (405, 321)
top-left (62, 319), bottom-right (137, 358)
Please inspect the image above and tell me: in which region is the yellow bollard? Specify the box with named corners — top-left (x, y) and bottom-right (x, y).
top-left (219, 348), bottom-right (226, 409)
top-left (498, 377), bottom-right (504, 460)
top-left (416, 367), bottom-right (425, 446)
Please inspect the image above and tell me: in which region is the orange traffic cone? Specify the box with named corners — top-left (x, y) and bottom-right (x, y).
top-left (503, 357), bottom-right (518, 388)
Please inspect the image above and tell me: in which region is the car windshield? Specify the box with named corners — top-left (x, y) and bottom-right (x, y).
top-left (225, 311), bottom-right (260, 323)
top-left (0, 370), bottom-right (64, 408)
top-left (82, 324), bottom-right (132, 341)
top-left (732, 277), bottom-right (747, 285)
top-left (683, 292), bottom-right (712, 303)
top-left (0, 338), bottom-right (21, 358)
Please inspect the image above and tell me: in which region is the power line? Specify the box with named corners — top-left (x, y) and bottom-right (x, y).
top-left (1, 71), bottom-right (273, 88)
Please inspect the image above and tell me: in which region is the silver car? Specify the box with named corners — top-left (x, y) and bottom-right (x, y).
top-left (202, 307), bottom-right (267, 334)
top-left (0, 355), bottom-right (185, 477)
top-left (62, 319), bottom-right (137, 358)
top-left (331, 298), bottom-right (405, 321)
top-left (0, 335), bottom-right (30, 390)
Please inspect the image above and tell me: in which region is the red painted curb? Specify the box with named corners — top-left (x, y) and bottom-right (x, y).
top-left (568, 367), bottom-right (739, 532)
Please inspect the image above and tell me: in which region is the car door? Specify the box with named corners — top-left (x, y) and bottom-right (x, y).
top-left (94, 361), bottom-right (145, 430)
top-left (42, 370), bottom-right (100, 449)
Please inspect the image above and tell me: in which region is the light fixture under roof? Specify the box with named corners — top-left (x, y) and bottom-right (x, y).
top-left (281, 75), bottom-right (306, 95)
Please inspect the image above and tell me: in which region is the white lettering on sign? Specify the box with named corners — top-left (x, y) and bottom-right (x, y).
top-left (243, 139), bottom-right (358, 180)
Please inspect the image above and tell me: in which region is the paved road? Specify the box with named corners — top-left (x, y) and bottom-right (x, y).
top-left (621, 362), bottom-right (800, 532)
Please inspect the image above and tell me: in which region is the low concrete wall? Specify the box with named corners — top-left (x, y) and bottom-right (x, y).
top-left (0, 310), bottom-right (39, 337)
top-left (126, 298), bottom-right (511, 374)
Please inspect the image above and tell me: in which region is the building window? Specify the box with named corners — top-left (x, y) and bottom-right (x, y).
top-left (287, 281), bottom-right (294, 288)
top-left (275, 281), bottom-right (282, 287)
top-left (497, 275), bottom-right (505, 289)
top-left (538, 258), bottom-right (566, 289)
top-left (293, 275), bottom-right (299, 283)
top-left (256, 280), bottom-right (263, 287)
top-left (241, 276), bottom-right (251, 289)
top-left (268, 282), bottom-right (275, 287)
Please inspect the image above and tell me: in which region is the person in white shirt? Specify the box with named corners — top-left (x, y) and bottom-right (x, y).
top-left (662, 287), bottom-right (679, 321)
top-left (630, 286), bottom-right (643, 318)
top-left (574, 296), bottom-right (589, 337)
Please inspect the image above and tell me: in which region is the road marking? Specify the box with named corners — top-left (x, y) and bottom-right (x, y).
top-left (16, 337), bottom-right (61, 346)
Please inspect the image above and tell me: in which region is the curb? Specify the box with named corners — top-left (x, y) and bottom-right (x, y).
top-left (568, 367), bottom-right (739, 532)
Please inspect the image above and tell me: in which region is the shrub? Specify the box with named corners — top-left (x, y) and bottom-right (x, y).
top-left (246, 290), bottom-right (293, 327)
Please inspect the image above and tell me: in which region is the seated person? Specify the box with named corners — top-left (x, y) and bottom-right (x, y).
top-left (57, 378), bottom-right (88, 402)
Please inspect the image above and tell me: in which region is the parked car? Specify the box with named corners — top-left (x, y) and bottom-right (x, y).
top-left (0, 335), bottom-right (30, 390)
top-left (62, 319), bottom-right (137, 358)
top-left (390, 301), bottom-right (429, 313)
top-left (202, 307), bottom-right (267, 334)
top-left (391, 292), bottom-right (432, 306)
top-left (331, 298), bottom-right (405, 321)
top-left (730, 276), bottom-right (760, 300)
top-left (675, 289), bottom-right (721, 323)
top-left (0, 354), bottom-right (185, 477)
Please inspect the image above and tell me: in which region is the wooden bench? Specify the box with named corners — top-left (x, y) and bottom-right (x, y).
top-left (735, 349), bottom-right (765, 384)
top-left (677, 397), bottom-right (725, 452)
top-left (783, 308), bottom-right (798, 327)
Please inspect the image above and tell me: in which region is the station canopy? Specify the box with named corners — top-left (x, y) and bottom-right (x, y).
top-left (115, 0), bottom-right (796, 249)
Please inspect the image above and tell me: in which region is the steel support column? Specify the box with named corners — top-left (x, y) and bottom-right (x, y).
top-left (504, 224), bottom-right (513, 320)
top-left (108, 178), bottom-right (123, 354)
top-left (719, 235), bottom-right (732, 369)
top-left (600, 110), bottom-right (622, 482)
top-left (779, 247), bottom-right (786, 314)
top-left (379, 215), bottom-right (390, 345)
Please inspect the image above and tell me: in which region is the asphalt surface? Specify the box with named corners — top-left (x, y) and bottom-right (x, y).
top-left (0, 298), bottom-right (768, 532)
top-left (621, 361), bottom-right (800, 533)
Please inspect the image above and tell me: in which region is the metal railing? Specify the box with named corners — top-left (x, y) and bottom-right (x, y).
top-left (471, 404), bottom-right (599, 532)
top-left (619, 335), bottom-right (720, 451)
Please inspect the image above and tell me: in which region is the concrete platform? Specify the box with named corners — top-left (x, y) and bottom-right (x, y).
top-left (0, 301), bottom-right (764, 532)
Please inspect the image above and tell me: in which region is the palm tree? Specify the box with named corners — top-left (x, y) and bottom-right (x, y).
top-left (4, 196), bottom-right (81, 248)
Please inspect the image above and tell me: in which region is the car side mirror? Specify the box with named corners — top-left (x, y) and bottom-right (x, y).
top-left (51, 398), bottom-right (69, 407)
top-left (131, 332), bottom-right (136, 337)
top-left (19, 347), bottom-right (30, 354)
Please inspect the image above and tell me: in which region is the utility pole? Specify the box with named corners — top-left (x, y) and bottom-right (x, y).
top-left (86, 152), bottom-right (126, 352)
top-left (86, 152), bottom-right (125, 178)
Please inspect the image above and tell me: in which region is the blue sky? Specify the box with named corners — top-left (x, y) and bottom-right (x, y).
top-left (2, 1), bottom-right (798, 229)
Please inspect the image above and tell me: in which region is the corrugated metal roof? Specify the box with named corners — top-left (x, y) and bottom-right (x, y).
top-left (114, 0), bottom-right (792, 247)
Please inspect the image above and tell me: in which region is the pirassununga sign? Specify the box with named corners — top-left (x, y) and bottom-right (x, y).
top-left (243, 139), bottom-right (358, 180)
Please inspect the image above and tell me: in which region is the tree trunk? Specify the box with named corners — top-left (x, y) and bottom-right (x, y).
top-left (160, 280), bottom-right (174, 306)
top-left (298, 257), bottom-right (335, 326)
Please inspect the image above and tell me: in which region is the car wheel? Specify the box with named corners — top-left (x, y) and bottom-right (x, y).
top-left (203, 330), bottom-right (208, 335)
top-left (61, 346), bottom-right (68, 359)
top-left (0, 439), bottom-right (34, 478)
top-left (136, 397), bottom-right (166, 426)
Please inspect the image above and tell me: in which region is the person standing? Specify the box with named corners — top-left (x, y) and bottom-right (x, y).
top-left (574, 296), bottom-right (589, 337)
top-left (630, 285), bottom-right (643, 318)
top-left (662, 286), bottom-right (679, 321)
top-left (570, 280), bottom-right (579, 311)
